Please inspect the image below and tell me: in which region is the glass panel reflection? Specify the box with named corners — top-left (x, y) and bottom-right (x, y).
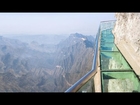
top-left (77, 76), bottom-right (95, 92)
top-left (102, 71), bottom-right (140, 92)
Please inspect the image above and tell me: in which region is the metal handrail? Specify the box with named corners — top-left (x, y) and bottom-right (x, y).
top-left (65, 26), bottom-right (100, 92)
top-left (100, 20), bottom-right (116, 22)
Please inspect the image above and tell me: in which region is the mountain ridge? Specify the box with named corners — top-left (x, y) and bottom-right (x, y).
top-left (0, 33), bottom-right (95, 92)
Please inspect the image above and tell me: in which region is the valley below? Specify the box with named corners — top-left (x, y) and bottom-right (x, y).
top-left (0, 33), bottom-right (95, 92)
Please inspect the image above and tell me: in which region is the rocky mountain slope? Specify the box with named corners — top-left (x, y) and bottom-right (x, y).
top-left (0, 33), bottom-right (94, 92)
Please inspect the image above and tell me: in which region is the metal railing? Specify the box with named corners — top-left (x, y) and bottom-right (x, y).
top-left (65, 20), bottom-right (116, 92)
top-left (65, 26), bottom-right (100, 92)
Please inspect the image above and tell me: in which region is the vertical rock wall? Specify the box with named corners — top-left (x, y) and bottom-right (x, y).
top-left (112, 13), bottom-right (140, 75)
top-left (112, 13), bottom-right (140, 55)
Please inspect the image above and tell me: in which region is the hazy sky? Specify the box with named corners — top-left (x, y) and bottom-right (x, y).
top-left (0, 13), bottom-right (115, 36)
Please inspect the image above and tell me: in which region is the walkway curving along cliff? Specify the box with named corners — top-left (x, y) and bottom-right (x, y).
top-left (65, 20), bottom-right (140, 92)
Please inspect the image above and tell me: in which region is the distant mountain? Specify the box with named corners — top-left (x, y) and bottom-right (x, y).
top-left (5, 35), bottom-right (68, 45)
top-left (57, 33), bottom-right (94, 49)
top-left (0, 33), bottom-right (95, 92)
top-left (52, 33), bottom-right (94, 91)
top-left (0, 36), bottom-right (28, 48)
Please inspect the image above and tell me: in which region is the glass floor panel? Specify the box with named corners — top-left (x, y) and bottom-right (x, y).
top-left (100, 43), bottom-right (118, 51)
top-left (101, 71), bottom-right (140, 92)
top-left (101, 34), bottom-right (114, 38)
top-left (101, 29), bottom-right (113, 35)
top-left (100, 51), bottom-right (132, 70)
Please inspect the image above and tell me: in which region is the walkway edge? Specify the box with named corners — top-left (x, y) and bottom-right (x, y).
top-left (116, 40), bottom-right (140, 75)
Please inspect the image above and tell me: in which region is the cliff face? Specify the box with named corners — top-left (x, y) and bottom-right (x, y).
top-left (112, 13), bottom-right (140, 75)
top-left (113, 13), bottom-right (140, 55)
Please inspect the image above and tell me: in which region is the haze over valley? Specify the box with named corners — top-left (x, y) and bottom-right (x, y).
top-left (0, 33), bottom-right (94, 92)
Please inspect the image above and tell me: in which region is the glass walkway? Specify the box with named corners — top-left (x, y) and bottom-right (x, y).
top-left (65, 20), bottom-right (140, 92)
